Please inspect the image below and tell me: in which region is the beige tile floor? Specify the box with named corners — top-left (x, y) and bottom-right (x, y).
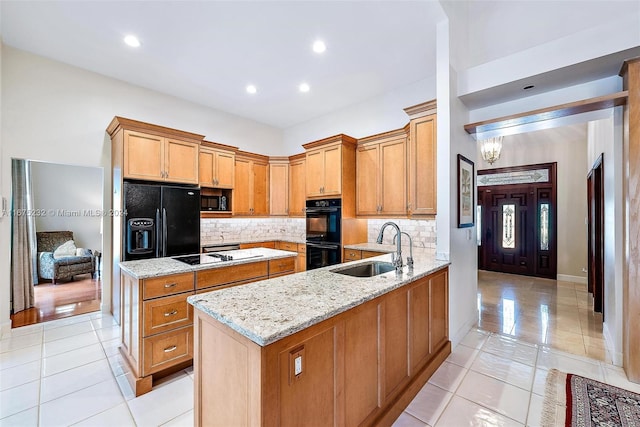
top-left (0, 272), bottom-right (634, 426)
top-left (476, 270), bottom-right (610, 363)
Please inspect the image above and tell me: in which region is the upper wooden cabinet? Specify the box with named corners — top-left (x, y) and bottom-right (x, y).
top-left (269, 157), bottom-right (289, 216)
top-left (288, 153), bottom-right (306, 217)
top-left (303, 135), bottom-right (357, 209)
top-left (356, 128), bottom-right (408, 216)
top-left (107, 117), bottom-right (203, 185)
top-left (199, 141), bottom-right (237, 189)
top-left (234, 151), bottom-right (269, 216)
top-left (405, 100), bottom-right (437, 216)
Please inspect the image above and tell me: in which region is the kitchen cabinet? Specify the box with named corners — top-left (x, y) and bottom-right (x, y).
top-left (123, 130), bottom-right (200, 184)
top-left (405, 101), bottom-right (437, 216)
top-left (192, 266), bottom-right (450, 426)
top-left (356, 128), bottom-right (407, 216)
top-left (297, 243), bottom-right (306, 272)
top-left (240, 241), bottom-right (276, 249)
top-left (269, 258), bottom-right (296, 277)
top-left (107, 117), bottom-right (204, 185)
top-left (120, 271), bottom-right (195, 397)
top-left (269, 157), bottom-right (289, 216)
top-left (199, 141), bottom-right (237, 189)
top-left (344, 248), bottom-right (391, 261)
top-left (276, 241), bottom-right (297, 252)
top-left (288, 153), bottom-right (306, 217)
top-left (303, 134), bottom-right (357, 206)
top-left (234, 151), bottom-right (269, 216)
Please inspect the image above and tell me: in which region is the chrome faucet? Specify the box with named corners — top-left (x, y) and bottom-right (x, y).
top-left (376, 222), bottom-right (403, 271)
top-left (393, 231), bottom-right (414, 271)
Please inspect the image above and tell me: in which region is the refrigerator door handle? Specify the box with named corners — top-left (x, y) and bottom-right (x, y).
top-left (155, 208), bottom-right (161, 258)
top-left (162, 207), bottom-right (168, 257)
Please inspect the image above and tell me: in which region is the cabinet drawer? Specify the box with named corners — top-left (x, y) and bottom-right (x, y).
top-left (143, 292), bottom-right (193, 337)
top-left (143, 327), bottom-right (193, 376)
top-left (362, 250), bottom-right (387, 259)
top-left (239, 241), bottom-right (275, 249)
top-left (269, 257), bottom-right (296, 275)
top-left (143, 272), bottom-right (194, 300)
top-left (196, 261), bottom-right (268, 289)
top-left (344, 249), bottom-right (362, 261)
top-left (278, 241), bottom-right (297, 252)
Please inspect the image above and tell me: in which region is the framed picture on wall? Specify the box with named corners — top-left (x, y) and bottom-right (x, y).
top-left (457, 154), bottom-right (475, 228)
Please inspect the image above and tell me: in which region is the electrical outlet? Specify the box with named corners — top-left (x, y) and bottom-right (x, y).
top-left (294, 355), bottom-right (302, 376)
top-left (289, 346), bottom-right (305, 383)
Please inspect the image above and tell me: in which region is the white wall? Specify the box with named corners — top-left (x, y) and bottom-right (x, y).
top-left (282, 77), bottom-right (436, 154)
top-left (30, 161), bottom-right (103, 252)
top-left (0, 45), bottom-right (285, 331)
top-left (587, 113), bottom-right (625, 366)
top-left (477, 124), bottom-right (589, 280)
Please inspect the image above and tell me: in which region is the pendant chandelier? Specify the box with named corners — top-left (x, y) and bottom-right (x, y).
top-left (480, 136), bottom-right (503, 165)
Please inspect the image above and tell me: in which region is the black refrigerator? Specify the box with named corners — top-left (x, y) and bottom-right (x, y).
top-left (123, 182), bottom-right (200, 261)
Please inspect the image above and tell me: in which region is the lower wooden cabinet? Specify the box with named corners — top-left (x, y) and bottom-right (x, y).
top-left (297, 243), bottom-right (306, 272)
top-left (193, 266), bottom-right (450, 426)
top-left (344, 248), bottom-right (390, 262)
top-left (142, 326), bottom-right (193, 376)
top-left (240, 241), bottom-right (276, 249)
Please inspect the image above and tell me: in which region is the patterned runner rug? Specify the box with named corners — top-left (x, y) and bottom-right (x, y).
top-left (542, 368), bottom-right (640, 426)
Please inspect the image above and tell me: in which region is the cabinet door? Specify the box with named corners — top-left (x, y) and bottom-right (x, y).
top-left (215, 151), bottom-right (235, 189)
top-left (252, 161), bottom-right (269, 215)
top-left (123, 130), bottom-right (164, 181)
top-left (344, 303), bottom-right (380, 426)
top-left (429, 268), bottom-right (448, 354)
top-left (409, 114), bottom-right (437, 215)
top-left (306, 149), bottom-right (324, 197)
top-left (356, 144), bottom-right (380, 215)
top-left (165, 138), bottom-right (199, 184)
top-left (322, 146), bottom-right (342, 196)
top-left (380, 138), bottom-right (407, 215)
top-left (409, 278), bottom-right (430, 374)
top-left (289, 159), bottom-right (306, 217)
top-left (234, 157), bottom-right (253, 215)
top-left (199, 149), bottom-right (215, 187)
top-left (382, 289), bottom-right (409, 401)
top-left (270, 163), bottom-right (289, 216)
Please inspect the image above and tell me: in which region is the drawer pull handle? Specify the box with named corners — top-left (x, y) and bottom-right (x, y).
top-left (164, 310), bottom-right (178, 317)
top-left (164, 345), bottom-right (177, 353)
top-left (164, 283), bottom-right (177, 288)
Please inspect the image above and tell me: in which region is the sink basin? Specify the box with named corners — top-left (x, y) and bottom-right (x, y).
top-left (331, 261), bottom-right (396, 277)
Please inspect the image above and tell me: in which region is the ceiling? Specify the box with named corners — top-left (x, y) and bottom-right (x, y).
top-left (0, 1), bottom-right (443, 129)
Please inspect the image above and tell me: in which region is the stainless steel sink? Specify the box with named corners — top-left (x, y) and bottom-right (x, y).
top-left (331, 261), bottom-right (396, 277)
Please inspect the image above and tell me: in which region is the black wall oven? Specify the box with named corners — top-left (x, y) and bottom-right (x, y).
top-left (306, 199), bottom-right (341, 270)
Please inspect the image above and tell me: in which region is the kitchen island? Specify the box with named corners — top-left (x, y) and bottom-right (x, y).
top-left (118, 247), bottom-right (298, 396)
top-left (188, 249), bottom-right (450, 427)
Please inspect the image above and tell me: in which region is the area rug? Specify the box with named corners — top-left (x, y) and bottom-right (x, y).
top-left (542, 368), bottom-right (640, 426)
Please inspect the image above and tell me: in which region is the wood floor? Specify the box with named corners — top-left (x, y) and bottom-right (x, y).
top-left (10, 274), bottom-right (102, 328)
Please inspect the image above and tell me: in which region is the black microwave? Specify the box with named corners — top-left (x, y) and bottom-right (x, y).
top-left (201, 195), bottom-right (228, 211)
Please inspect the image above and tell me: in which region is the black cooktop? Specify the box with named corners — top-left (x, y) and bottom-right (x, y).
top-left (173, 255), bottom-right (202, 265)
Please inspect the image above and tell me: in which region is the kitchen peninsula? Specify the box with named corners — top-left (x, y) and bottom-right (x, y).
top-left (188, 250), bottom-right (450, 427)
top-left (118, 247), bottom-right (298, 396)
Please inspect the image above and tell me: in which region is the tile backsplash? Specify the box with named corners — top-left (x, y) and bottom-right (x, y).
top-left (201, 218), bottom-right (305, 244)
top-left (201, 217), bottom-right (436, 249)
top-left (367, 218), bottom-right (436, 249)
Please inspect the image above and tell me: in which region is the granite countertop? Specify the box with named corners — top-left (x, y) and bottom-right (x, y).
top-left (188, 249), bottom-right (449, 347)
top-left (119, 248), bottom-right (297, 279)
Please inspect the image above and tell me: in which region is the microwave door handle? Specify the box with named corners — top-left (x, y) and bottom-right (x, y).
top-left (162, 208), bottom-right (168, 257)
top-left (155, 209), bottom-right (161, 258)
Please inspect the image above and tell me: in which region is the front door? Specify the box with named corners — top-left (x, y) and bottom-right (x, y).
top-left (478, 163), bottom-right (557, 279)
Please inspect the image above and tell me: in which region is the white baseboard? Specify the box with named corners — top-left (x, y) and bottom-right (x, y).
top-left (603, 322), bottom-right (623, 367)
top-left (556, 274), bottom-right (587, 284)
top-left (1, 320), bottom-right (12, 337)
top-left (450, 314), bottom-right (478, 348)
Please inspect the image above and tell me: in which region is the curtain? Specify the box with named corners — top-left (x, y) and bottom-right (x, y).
top-left (10, 159), bottom-right (35, 313)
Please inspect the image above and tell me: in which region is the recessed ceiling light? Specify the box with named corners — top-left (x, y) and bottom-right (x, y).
top-left (246, 84), bottom-right (257, 94)
top-left (124, 35), bottom-right (141, 48)
top-left (523, 85), bottom-right (535, 90)
top-left (299, 83), bottom-right (310, 93)
top-left (312, 40), bottom-right (326, 54)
